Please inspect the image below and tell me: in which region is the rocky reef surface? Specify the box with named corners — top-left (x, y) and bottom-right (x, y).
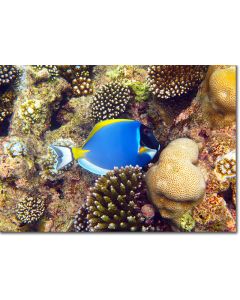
top-left (0, 65), bottom-right (236, 232)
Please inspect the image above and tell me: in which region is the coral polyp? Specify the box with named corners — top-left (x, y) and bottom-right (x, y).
top-left (147, 65), bottom-right (208, 100)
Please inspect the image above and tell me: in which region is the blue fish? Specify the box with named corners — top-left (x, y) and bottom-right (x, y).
top-left (50, 119), bottom-right (160, 175)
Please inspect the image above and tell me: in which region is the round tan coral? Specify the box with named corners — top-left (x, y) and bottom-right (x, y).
top-left (208, 66), bottom-right (236, 113)
top-left (145, 138), bottom-right (206, 220)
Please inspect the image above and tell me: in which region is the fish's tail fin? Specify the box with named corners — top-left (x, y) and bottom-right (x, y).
top-left (72, 147), bottom-right (90, 160)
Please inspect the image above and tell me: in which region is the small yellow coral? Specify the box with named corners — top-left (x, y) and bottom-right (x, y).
top-left (145, 138), bottom-right (206, 221)
top-left (208, 66), bottom-right (236, 113)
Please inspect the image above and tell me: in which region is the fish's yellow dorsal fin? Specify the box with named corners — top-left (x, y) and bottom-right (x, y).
top-left (83, 119), bottom-right (134, 146)
top-left (72, 148), bottom-right (90, 160)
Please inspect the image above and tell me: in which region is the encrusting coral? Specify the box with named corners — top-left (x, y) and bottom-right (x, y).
top-left (208, 66), bottom-right (236, 114)
top-left (74, 166), bottom-right (155, 232)
top-left (91, 82), bottom-right (132, 121)
top-left (192, 194), bottom-right (235, 232)
top-left (145, 138), bottom-right (206, 222)
top-left (16, 196), bottom-right (45, 224)
top-left (147, 65), bottom-right (208, 100)
top-left (214, 150), bottom-right (236, 181)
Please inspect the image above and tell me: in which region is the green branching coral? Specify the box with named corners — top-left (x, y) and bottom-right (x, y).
top-left (73, 166), bottom-right (149, 232)
top-left (16, 196), bottom-right (45, 224)
top-left (58, 65), bottom-right (93, 96)
top-left (0, 65), bottom-right (20, 89)
top-left (91, 82), bottom-right (132, 121)
top-left (33, 65), bottom-right (59, 80)
top-left (147, 65), bottom-right (208, 100)
top-left (127, 81), bottom-right (150, 102)
top-left (18, 99), bottom-right (47, 133)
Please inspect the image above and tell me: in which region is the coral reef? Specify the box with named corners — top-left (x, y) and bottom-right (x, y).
top-left (0, 65), bottom-right (236, 233)
top-left (147, 65), bottom-right (208, 100)
top-left (145, 138), bottom-right (206, 222)
top-left (91, 82), bottom-right (132, 121)
top-left (74, 166), bottom-right (154, 232)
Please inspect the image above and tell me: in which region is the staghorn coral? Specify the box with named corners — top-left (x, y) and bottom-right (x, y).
top-left (0, 65), bottom-right (20, 89)
top-left (91, 82), bottom-right (132, 121)
top-left (16, 196), bottom-right (45, 224)
top-left (146, 138), bottom-right (206, 222)
top-left (193, 194), bottom-right (235, 232)
top-left (73, 166), bottom-right (149, 232)
top-left (147, 65), bottom-right (208, 100)
top-left (208, 66), bottom-right (236, 113)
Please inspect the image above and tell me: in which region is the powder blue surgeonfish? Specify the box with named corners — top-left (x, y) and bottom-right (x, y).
top-left (50, 119), bottom-right (160, 176)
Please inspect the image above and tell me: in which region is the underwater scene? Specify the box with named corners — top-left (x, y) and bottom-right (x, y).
top-left (0, 65), bottom-right (236, 233)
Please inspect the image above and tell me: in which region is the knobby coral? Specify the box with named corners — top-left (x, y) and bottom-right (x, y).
top-left (145, 138), bottom-right (206, 222)
top-left (91, 82), bottom-right (132, 121)
top-left (74, 166), bottom-right (151, 232)
top-left (147, 65), bottom-right (208, 100)
top-left (0, 65), bottom-right (20, 89)
top-left (16, 196), bottom-right (45, 224)
top-left (33, 65), bottom-right (59, 80)
top-left (58, 65), bottom-right (93, 96)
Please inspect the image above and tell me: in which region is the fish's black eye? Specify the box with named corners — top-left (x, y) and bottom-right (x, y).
top-left (140, 124), bottom-right (160, 150)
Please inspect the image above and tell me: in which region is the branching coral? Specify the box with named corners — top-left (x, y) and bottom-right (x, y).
top-left (147, 65), bottom-right (208, 100)
top-left (146, 138), bottom-right (206, 221)
top-left (208, 66), bottom-right (236, 113)
top-left (91, 82), bottom-right (132, 121)
top-left (16, 196), bottom-right (45, 224)
top-left (193, 194), bottom-right (235, 232)
top-left (74, 166), bottom-right (151, 232)
top-left (0, 90), bottom-right (16, 124)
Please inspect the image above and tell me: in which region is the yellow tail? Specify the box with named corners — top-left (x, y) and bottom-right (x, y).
top-left (72, 148), bottom-right (90, 160)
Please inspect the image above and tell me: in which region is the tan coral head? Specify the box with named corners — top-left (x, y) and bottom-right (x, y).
top-left (208, 66), bottom-right (236, 114)
top-left (145, 138), bottom-right (206, 221)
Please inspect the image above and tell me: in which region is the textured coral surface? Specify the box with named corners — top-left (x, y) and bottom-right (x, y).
top-left (0, 65), bottom-right (236, 233)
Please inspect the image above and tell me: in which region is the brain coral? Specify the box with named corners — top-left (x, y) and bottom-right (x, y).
top-left (147, 65), bottom-right (208, 100)
top-left (208, 66), bottom-right (236, 113)
top-left (91, 82), bottom-right (132, 121)
top-left (145, 138), bottom-right (206, 221)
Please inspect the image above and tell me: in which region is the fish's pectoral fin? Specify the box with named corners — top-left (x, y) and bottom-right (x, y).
top-left (138, 146), bottom-right (149, 154)
top-left (72, 148), bottom-right (90, 160)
